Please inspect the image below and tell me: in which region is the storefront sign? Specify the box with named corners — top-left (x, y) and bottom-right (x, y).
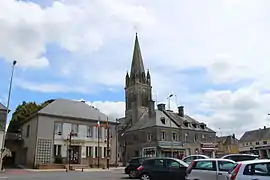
top-left (201, 143), bottom-right (217, 149)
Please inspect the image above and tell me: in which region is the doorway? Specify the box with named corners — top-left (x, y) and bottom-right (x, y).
top-left (69, 146), bottom-right (80, 164)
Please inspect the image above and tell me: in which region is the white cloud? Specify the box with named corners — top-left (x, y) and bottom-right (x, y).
top-left (2, 0), bottom-right (270, 137)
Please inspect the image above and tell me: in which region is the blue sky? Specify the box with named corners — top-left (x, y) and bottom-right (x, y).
top-left (1, 0), bottom-right (270, 137)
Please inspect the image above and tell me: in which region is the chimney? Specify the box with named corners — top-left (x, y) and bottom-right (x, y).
top-left (81, 100), bottom-right (86, 103)
top-left (178, 106), bottom-right (184, 117)
top-left (157, 103), bottom-right (165, 111)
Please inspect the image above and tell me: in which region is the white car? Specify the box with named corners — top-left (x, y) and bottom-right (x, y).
top-left (186, 158), bottom-right (236, 180)
top-left (182, 155), bottom-right (209, 164)
top-left (226, 159), bottom-right (270, 180)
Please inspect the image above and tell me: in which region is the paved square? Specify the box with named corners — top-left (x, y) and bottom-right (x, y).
top-left (1, 169), bottom-right (127, 180)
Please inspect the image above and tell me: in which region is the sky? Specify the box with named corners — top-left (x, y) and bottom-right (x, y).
top-left (1, 0), bottom-right (270, 138)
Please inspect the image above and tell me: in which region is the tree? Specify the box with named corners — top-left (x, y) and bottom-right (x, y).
top-left (7, 99), bottom-right (55, 133)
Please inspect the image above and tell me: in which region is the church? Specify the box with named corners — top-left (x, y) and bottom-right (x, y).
top-left (117, 34), bottom-right (217, 165)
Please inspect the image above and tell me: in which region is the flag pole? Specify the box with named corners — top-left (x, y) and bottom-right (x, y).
top-left (97, 118), bottom-right (100, 168)
top-left (106, 117), bottom-right (110, 169)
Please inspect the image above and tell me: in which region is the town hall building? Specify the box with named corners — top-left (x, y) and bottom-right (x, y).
top-left (118, 34), bottom-right (217, 164)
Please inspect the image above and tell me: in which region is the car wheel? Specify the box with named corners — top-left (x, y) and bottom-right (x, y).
top-left (140, 173), bottom-right (151, 180)
top-left (129, 170), bottom-right (137, 178)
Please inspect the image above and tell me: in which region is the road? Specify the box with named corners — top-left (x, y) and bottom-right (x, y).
top-left (0, 169), bottom-right (128, 180)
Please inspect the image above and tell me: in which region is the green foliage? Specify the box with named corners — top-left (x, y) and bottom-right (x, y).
top-left (7, 99), bottom-right (55, 133)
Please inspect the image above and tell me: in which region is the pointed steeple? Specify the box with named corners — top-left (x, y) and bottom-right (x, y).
top-left (130, 33), bottom-right (145, 78)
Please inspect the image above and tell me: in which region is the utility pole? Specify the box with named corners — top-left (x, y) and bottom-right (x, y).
top-left (97, 125), bottom-right (100, 168)
top-left (167, 94), bottom-right (173, 157)
top-left (0, 60), bottom-right (16, 171)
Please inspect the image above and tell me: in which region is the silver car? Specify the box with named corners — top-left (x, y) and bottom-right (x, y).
top-left (186, 158), bottom-right (236, 180)
top-left (182, 155), bottom-right (209, 165)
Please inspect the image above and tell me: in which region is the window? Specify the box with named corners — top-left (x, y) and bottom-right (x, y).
top-left (194, 134), bottom-right (198, 142)
top-left (86, 126), bottom-right (93, 137)
top-left (26, 125), bottom-right (30, 137)
top-left (161, 131), bottom-right (166, 141)
top-left (104, 147), bottom-right (107, 157)
top-left (256, 142), bottom-right (260, 145)
top-left (147, 133), bottom-right (152, 141)
top-left (183, 156), bottom-right (195, 164)
top-left (160, 117), bottom-right (165, 124)
top-left (218, 161), bottom-right (236, 171)
top-left (54, 123), bottom-right (63, 135)
top-left (71, 124), bottom-right (79, 136)
top-left (167, 159), bottom-right (184, 168)
top-left (192, 123), bottom-right (197, 128)
top-left (194, 161), bottom-right (216, 171)
top-left (184, 133), bottom-right (188, 141)
top-left (184, 122), bottom-right (189, 127)
top-left (172, 133), bottom-right (177, 141)
top-left (144, 159), bottom-right (165, 167)
top-left (97, 127), bottom-right (102, 139)
top-left (95, 146), bottom-right (98, 157)
top-left (86, 146), bottom-right (93, 157)
top-left (244, 163), bottom-right (270, 176)
top-left (53, 145), bottom-right (62, 156)
top-left (263, 141), bottom-right (267, 145)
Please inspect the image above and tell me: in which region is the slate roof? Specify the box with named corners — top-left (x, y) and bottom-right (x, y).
top-left (38, 99), bottom-right (116, 123)
top-left (0, 103), bottom-right (7, 111)
top-left (164, 111), bottom-right (215, 132)
top-left (217, 135), bottom-right (239, 144)
top-left (124, 109), bottom-right (215, 132)
top-left (239, 127), bottom-right (270, 142)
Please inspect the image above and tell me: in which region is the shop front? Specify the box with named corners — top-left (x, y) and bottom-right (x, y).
top-left (200, 143), bottom-right (218, 158)
top-left (157, 141), bottom-right (185, 158)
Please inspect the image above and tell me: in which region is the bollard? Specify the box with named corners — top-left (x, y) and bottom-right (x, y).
top-left (81, 168), bottom-right (84, 172)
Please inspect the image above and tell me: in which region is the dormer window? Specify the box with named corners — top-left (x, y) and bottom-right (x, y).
top-left (160, 117), bottom-right (165, 124)
top-left (200, 124), bottom-right (205, 129)
top-left (192, 123), bottom-right (197, 128)
top-left (184, 122), bottom-right (189, 127)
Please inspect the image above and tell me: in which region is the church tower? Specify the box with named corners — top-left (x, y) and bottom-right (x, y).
top-left (125, 33), bottom-right (153, 123)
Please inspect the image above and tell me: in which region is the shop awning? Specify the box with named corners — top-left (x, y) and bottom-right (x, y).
top-left (158, 146), bottom-right (185, 151)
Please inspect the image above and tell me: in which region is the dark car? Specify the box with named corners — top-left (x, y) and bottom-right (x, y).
top-left (220, 154), bottom-right (259, 162)
top-left (136, 157), bottom-right (189, 180)
top-left (125, 157), bottom-right (147, 178)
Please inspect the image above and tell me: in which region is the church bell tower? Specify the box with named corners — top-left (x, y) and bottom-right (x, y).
top-left (125, 33), bottom-right (153, 123)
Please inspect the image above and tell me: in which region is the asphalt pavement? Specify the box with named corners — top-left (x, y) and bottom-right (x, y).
top-left (0, 169), bottom-right (128, 180)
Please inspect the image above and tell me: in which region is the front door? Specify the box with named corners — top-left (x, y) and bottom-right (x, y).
top-left (69, 146), bottom-right (80, 164)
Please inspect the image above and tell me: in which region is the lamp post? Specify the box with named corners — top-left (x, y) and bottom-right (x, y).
top-left (0, 60), bottom-right (16, 171)
top-left (67, 130), bottom-right (74, 171)
top-left (167, 94), bottom-right (173, 157)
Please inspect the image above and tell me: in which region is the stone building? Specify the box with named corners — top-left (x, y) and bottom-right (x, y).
top-left (239, 126), bottom-right (270, 159)
top-left (216, 134), bottom-right (239, 157)
top-left (118, 34), bottom-right (216, 164)
top-left (5, 99), bottom-right (118, 168)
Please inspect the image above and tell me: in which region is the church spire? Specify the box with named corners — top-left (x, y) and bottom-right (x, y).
top-left (130, 33), bottom-right (145, 79)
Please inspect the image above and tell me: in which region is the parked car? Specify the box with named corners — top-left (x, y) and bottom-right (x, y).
top-left (221, 154), bottom-right (259, 162)
top-left (136, 157), bottom-right (188, 180)
top-left (125, 157), bottom-right (148, 178)
top-left (182, 155), bottom-right (209, 164)
top-left (226, 159), bottom-right (270, 180)
top-left (185, 158), bottom-right (236, 180)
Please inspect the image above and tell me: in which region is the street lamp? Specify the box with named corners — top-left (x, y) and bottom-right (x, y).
top-left (0, 60), bottom-right (16, 171)
top-left (167, 94), bottom-right (173, 157)
top-left (66, 130), bottom-right (75, 171)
